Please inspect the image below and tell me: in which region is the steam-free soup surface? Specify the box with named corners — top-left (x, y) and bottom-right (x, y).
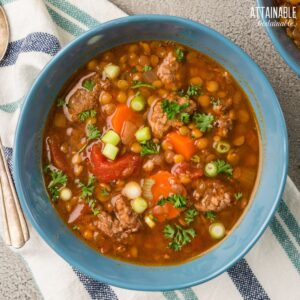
top-left (43, 41), bottom-right (260, 265)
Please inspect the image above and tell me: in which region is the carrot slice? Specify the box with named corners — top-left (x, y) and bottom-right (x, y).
top-left (111, 104), bottom-right (138, 135)
top-left (166, 132), bottom-right (197, 160)
top-left (150, 171), bottom-right (182, 221)
top-left (150, 171), bottom-right (175, 203)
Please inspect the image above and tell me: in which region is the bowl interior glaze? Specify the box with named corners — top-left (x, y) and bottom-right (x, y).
top-left (13, 15), bottom-right (288, 291)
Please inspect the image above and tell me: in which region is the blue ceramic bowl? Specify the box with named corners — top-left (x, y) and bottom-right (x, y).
top-left (257, 0), bottom-right (300, 76)
top-left (13, 15), bottom-right (288, 291)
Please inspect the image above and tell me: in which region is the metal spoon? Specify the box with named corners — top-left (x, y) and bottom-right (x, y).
top-left (0, 6), bottom-right (9, 61)
top-left (0, 136), bottom-right (29, 248)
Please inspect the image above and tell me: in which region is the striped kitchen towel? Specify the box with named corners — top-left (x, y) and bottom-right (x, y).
top-left (0, 0), bottom-right (299, 299)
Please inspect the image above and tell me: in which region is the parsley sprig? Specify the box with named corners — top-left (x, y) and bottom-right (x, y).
top-left (234, 192), bottom-right (243, 201)
top-left (175, 48), bottom-right (185, 62)
top-left (142, 65), bottom-right (152, 72)
top-left (213, 160), bottom-right (233, 176)
top-left (140, 140), bottom-right (160, 156)
top-left (82, 79), bottom-right (95, 91)
top-left (78, 175), bottom-right (95, 199)
top-left (87, 124), bottom-right (101, 141)
top-left (204, 211), bottom-right (216, 221)
top-left (78, 109), bottom-right (97, 122)
top-left (45, 167), bottom-right (68, 201)
top-left (157, 194), bottom-right (187, 208)
top-left (87, 199), bottom-right (101, 216)
top-left (193, 113), bottom-right (215, 132)
top-left (56, 98), bottom-right (65, 107)
top-left (161, 99), bottom-right (189, 120)
top-left (180, 112), bottom-right (190, 124)
top-left (187, 85), bottom-right (202, 97)
top-left (78, 176), bottom-right (100, 216)
top-left (164, 224), bottom-right (196, 251)
top-left (184, 208), bottom-right (198, 225)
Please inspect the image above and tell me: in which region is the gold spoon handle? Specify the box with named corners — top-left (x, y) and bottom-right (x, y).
top-left (0, 137), bottom-right (29, 248)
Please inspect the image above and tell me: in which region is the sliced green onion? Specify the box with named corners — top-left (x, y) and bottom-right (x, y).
top-left (131, 197), bottom-right (148, 214)
top-left (102, 143), bottom-right (119, 160)
top-left (103, 64), bottom-right (120, 80)
top-left (204, 162), bottom-right (218, 177)
top-left (135, 127), bottom-right (151, 142)
top-left (209, 222), bottom-right (225, 239)
top-left (214, 141), bottom-right (231, 154)
top-left (130, 94), bottom-right (146, 111)
top-left (101, 130), bottom-right (120, 146)
top-left (142, 178), bottom-right (155, 200)
top-left (144, 214), bottom-right (156, 228)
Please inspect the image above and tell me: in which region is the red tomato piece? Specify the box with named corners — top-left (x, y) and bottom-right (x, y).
top-left (89, 144), bottom-right (142, 182)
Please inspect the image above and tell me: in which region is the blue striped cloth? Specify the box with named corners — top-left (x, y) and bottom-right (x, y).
top-left (0, 1), bottom-right (299, 299)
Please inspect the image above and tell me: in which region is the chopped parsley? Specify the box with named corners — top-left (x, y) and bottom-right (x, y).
top-left (131, 66), bottom-right (138, 73)
top-left (100, 187), bottom-right (110, 196)
top-left (161, 99), bottom-right (189, 120)
top-left (234, 192), bottom-right (243, 201)
top-left (180, 112), bottom-right (190, 124)
top-left (78, 175), bottom-right (95, 199)
top-left (87, 124), bottom-right (101, 141)
top-left (142, 65), bottom-right (152, 72)
top-left (72, 225), bottom-right (80, 231)
top-left (177, 89), bottom-right (186, 97)
top-left (56, 98), bottom-right (65, 107)
top-left (164, 224), bottom-right (196, 251)
top-left (82, 79), bottom-right (95, 91)
top-left (213, 160), bottom-right (233, 176)
top-left (175, 48), bottom-right (185, 62)
top-left (204, 211), bottom-right (216, 221)
top-left (87, 198), bottom-right (100, 216)
top-left (210, 96), bottom-right (221, 107)
top-left (140, 140), bottom-right (160, 156)
top-left (157, 194), bottom-right (187, 208)
top-left (185, 209), bottom-right (198, 225)
top-left (187, 85), bottom-right (202, 97)
top-left (78, 109), bottom-right (97, 122)
top-left (45, 168), bottom-right (68, 201)
top-left (193, 113), bottom-right (215, 132)
top-left (131, 80), bottom-right (155, 89)
top-left (191, 155), bottom-right (200, 163)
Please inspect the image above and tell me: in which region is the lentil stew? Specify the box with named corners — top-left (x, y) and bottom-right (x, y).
top-left (42, 41), bottom-right (260, 265)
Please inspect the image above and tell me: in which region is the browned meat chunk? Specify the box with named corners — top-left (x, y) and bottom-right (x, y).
top-left (193, 179), bottom-right (233, 212)
top-left (148, 96), bottom-right (196, 138)
top-left (214, 115), bottom-right (233, 137)
top-left (65, 73), bottom-right (111, 121)
top-left (95, 194), bottom-right (141, 240)
top-left (157, 51), bottom-right (185, 88)
top-left (212, 98), bottom-right (233, 115)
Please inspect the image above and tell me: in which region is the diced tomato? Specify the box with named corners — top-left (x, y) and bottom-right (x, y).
top-left (89, 144), bottom-right (142, 182)
top-left (149, 171), bottom-right (183, 221)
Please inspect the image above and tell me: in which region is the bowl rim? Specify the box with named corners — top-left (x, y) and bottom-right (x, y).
top-left (256, 0), bottom-right (300, 76)
top-left (13, 14), bottom-right (288, 291)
